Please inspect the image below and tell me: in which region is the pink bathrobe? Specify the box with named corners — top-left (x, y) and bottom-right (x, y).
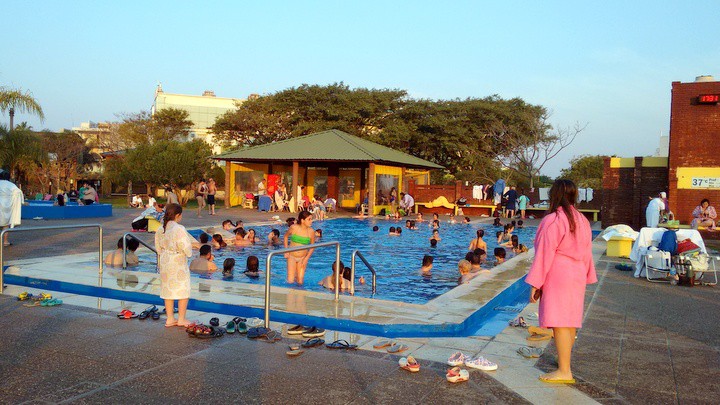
top-left (526, 207), bottom-right (597, 328)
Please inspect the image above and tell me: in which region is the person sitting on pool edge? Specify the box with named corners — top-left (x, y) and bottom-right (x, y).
top-left (420, 255), bottom-right (433, 275)
top-left (244, 255), bottom-right (260, 278)
top-left (320, 260), bottom-right (349, 290)
top-left (222, 258), bottom-right (235, 279)
top-left (104, 237), bottom-right (140, 266)
top-left (494, 247), bottom-right (506, 265)
top-left (189, 245), bottom-right (218, 274)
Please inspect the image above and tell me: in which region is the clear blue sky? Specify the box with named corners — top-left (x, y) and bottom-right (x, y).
top-left (1, 1), bottom-right (718, 176)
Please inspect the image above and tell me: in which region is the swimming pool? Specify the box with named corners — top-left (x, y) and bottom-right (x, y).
top-left (132, 218), bottom-right (536, 304)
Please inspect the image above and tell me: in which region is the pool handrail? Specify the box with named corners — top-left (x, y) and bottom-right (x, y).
top-left (264, 241), bottom-right (341, 328)
top-left (350, 249), bottom-right (377, 295)
top-left (0, 224), bottom-right (103, 294)
top-left (121, 232), bottom-right (158, 270)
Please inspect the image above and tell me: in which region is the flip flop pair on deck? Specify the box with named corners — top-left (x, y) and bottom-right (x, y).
top-left (372, 339), bottom-right (409, 354)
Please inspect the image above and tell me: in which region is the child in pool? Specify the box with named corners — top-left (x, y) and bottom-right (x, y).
top-left (212, 234), bottom-right (227, 249)
top-left (405, 220), bottom-right (412, 229)
top-left (457, 260), bottom-right (476, 284)
top-left (517, 220), bottom-right (524, 229)
top-left (420, 255), bottom-right (433, 275)
top-left (449, 215), bottom-right (457, 224)
top-left (244, 255), bottom-right (260, 278)
top-left (104, 237), bottom-right (140, 266)
top-left (320, 260), bottom-right (349, 290)
top-left (234, 228), bottom-right (252, 246)
top-left (514, 243), bottom-right (529, 254)
top-left (189, 245), bottom-right (218, 274)
top-left (267, 229), bottom-right (281, 245)
top-left (286, 217), bottom-right (296, 227)
top-left (389, 226), bottom-right (397, 235)
top-left (222, 258), bottom-right (235, 279)
top-left (430, 239), bottom-right (438, 248)
top-left (198, 233), bottom-right (211, 247)
top-left (430, 229), bottom-right (441, 241)
top-left (416, 212), bottom-right (425, 222)
top-left (432, 213), bottom-right (439, 222)
top-left (502, 234), bottom-right (519, 249)
top-left (493, 217), bottom-right (503, 227)
top-left (315, 229), bottom-right (323, 239)
top-left (496, 230), bottom-right (504, 244)
top-left (396, 228), bottom-right (402, 236)
top-left (245, 228), bottom-right (259, 244)
top-left (372, 226), bottom-right (379, 232)
top-left (469, 229), bottom-right (487, 252)
top-left (464, 216), bottom-right (471, 224)
top-left (474, 248), bottom-right (487, 264)
top-left (408, 220), bottom-right (417, 230)
top-left (494, 247), bottom-right (506, 265)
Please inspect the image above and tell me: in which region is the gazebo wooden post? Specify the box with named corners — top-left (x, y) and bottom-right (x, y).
top-left (224, 160), bottom-right (231, 209)
top-left (292, 161), bottom-right (299, 208)
top-left (328, 164), bottom-right (340, 200)
top-left (368, 163), bottom-right (376, 216)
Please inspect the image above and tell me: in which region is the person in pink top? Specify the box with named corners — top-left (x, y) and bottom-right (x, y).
top-left (526, 179), bottom-right (597, 384)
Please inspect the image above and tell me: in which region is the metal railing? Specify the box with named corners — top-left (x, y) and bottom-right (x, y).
top-left (350, 250), bottom-right (377, 295)
top-left (0, 224), bottom-right (103, 294)
top-left (264, 241), bottom-right (340, 328)
top-left (122, 232), bottom-right (158, 269)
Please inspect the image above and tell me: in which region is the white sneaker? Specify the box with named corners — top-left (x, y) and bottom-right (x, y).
top-left (447, 351), bottom-right (468, 366)
top-left (465, 355), bottom-right (498, 371)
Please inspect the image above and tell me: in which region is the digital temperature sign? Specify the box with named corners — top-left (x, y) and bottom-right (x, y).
top-left (698, 94), bottom-right (720, 104)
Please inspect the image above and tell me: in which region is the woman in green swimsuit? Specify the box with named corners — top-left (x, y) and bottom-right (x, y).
top-left (283, 210), bottom-right (316, 285)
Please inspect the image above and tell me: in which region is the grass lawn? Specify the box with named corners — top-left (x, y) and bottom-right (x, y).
top-left (101, 195), bottom-right (225, 209)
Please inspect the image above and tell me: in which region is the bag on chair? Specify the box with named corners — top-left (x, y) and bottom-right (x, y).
top-left (657, 230), bottom-right (678, 255)
top-left (677, 239), bottom-right (701, 255)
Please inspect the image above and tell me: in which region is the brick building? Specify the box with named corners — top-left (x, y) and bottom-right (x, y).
top-left (668, 77), bottom-right (720, 225)
top-left (602, 76), bottom-right (720, 234)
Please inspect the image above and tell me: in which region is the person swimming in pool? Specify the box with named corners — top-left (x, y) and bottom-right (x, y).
top-left (430, 229), bottom-right (441, 241)
top-left (267, 229), bottom-right (281, 246)
top-left (233, 228), bottom-right (252, 247)
top-left (468, 229), bottom-right (487, 252)
top-left (283, 210), bottom-right (316, 285)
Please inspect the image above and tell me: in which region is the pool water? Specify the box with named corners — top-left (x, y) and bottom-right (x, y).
top-left (133, 218), bottom-right (536, 304)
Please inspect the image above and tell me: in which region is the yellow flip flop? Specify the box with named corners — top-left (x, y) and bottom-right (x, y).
top-left (539, 376), bottom-right (576, 384)
top-left (527, 333), bottom-right (552, 342)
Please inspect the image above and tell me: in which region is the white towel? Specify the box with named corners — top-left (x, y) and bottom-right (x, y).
top-left (538, 188), bottom-right (550, 201)
top-left (472, 185), bottom-right (482, 200)
top-left (586, 188), bottom-right (594, 202)
top-left (0, 180), bottom-right (24, 228)
top-left (578, 188), bottom-right (586, 203)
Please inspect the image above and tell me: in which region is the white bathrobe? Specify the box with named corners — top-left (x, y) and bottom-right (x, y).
top-left (0, 180), bottom-right (23, 228)
top-left (645, 198), bottom-right (665, 228)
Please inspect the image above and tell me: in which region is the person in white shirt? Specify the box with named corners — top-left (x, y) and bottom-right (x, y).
top-left (399, 192), bottom-right (415, 215)
top-left (0, 170), bottom-right (23, 247)
top-left (131, 194), bottom-right (143, 208)
top-left (645, 193), bottom-right (665, 228)
top-left (146, 195), bottom-right (157, 208)
top-left (257, 178), bottom-right (267, 196)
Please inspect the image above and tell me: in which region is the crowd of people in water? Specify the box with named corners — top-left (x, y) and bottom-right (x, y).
top-left (110, 206), bottom-right (532, 293)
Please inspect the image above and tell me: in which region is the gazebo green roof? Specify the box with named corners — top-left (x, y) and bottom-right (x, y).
top-left (213, 129), bottom-right (443, 170)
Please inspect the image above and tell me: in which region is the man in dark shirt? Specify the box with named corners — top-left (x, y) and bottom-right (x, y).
top-left (503, 186), bottom-right (518, 218)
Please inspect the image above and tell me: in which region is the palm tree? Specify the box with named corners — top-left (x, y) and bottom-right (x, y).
top-left (0, 87), bottom-right (44, 130)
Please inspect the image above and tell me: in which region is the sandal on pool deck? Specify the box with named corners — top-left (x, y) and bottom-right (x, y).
top-left (17, 292), bottom-right (33, 301)
top-left (287, 324), bottom-right (305, 335)
top-left (372, 339), bottom-right (394, 349)
top-left (259, 330), bottom-right (282, 343)
top-left (326, 340), bottom-right (358, 350)
top-left (446, 367), bottom-right (469, 383)
top-left (528, 326), bottom-right (553, 336)
top-left (301, 326), bottom-right (326, 338)
top-left (138, 305), bottom-right (158, 320)
top-left (399, 356), bottom-right (420, 372)
top-left (247, 327), bottom-right (270, 339)
top-left (117, 309), bottom-right (137, 319)
top-left (387, 343), bottom-right (408, 353)
top-left (41, 298), bottom-right (62, 307)
top-left (518, 346), bottom-right (543, 358)
top-left (539, 375), bottom-right (576, 384)
top-left (209, 317), bottom-right (220, 327)
top-left (286, 345), bottom-right (305, 356)
top-left (225, 321), bottom-right (236, 334)
top-left (301, 338), bottom-right (325, 348)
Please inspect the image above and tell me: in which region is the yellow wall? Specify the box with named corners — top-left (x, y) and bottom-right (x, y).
top-left (677, 167), bottom-right (720, 189)
top-left (609, 157), bottom-right (669, 168)
top-left (372, 164), bottom-right (403, 215)
top-left (227, 162), bottom-right (268, 206)
top-left (642, 157), bottom-right (668, 167)
top-left (406, 169), bottom-right (430, 185)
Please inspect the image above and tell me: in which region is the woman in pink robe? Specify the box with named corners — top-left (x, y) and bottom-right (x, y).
top-left (526, 179), bottom-right (597, 384)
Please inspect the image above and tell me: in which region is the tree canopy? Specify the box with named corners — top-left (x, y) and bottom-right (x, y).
top-left (559, 154), bottom-right (605, 189)
top-left (212, 83), bottom-right (560, 184)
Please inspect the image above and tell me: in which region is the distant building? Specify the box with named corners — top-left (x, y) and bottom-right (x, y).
top-left (69, 121), bottom-right (116, 155)
top-left (151, 84), bottom-right (245, 154)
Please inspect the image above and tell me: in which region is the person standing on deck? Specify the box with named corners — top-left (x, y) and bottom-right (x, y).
top-left (526, 179), bottom-right (597, 385)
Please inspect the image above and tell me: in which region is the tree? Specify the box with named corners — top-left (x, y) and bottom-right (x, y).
top-left (490, 111), bottom-right (586, 188)
top-left (105, 139), bottom-right (212, 206)
top-left (111, 108), bottom-right (194, 148)
top-left (0, 125), bottom-right (45, 182)
top-left (38, 131), bottom-right (96, 191)
top-left (559, 155), bottom-right (605, 189)
top-left (0, 87), bottom-right (44, 130)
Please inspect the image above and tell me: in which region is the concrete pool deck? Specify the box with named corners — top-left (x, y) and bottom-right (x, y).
top-left (1, 207), bottom-right (718, 403)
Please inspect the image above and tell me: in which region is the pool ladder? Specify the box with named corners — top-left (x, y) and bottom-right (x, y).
top-left (350, 249), bottom-right (377, 296)
top-left (122, 232), bottom-right (158, 269)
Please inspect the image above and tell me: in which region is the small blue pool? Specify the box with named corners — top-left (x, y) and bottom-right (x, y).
top-left (22, 200), bottom-right (113, 219)
top-left (132, 218), bottom-right (537, 304)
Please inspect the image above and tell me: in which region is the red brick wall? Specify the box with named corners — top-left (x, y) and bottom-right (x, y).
top-left (669, 80), bottom-right (720, 225)
top-left (601, 157), bottom-right (668, 229)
